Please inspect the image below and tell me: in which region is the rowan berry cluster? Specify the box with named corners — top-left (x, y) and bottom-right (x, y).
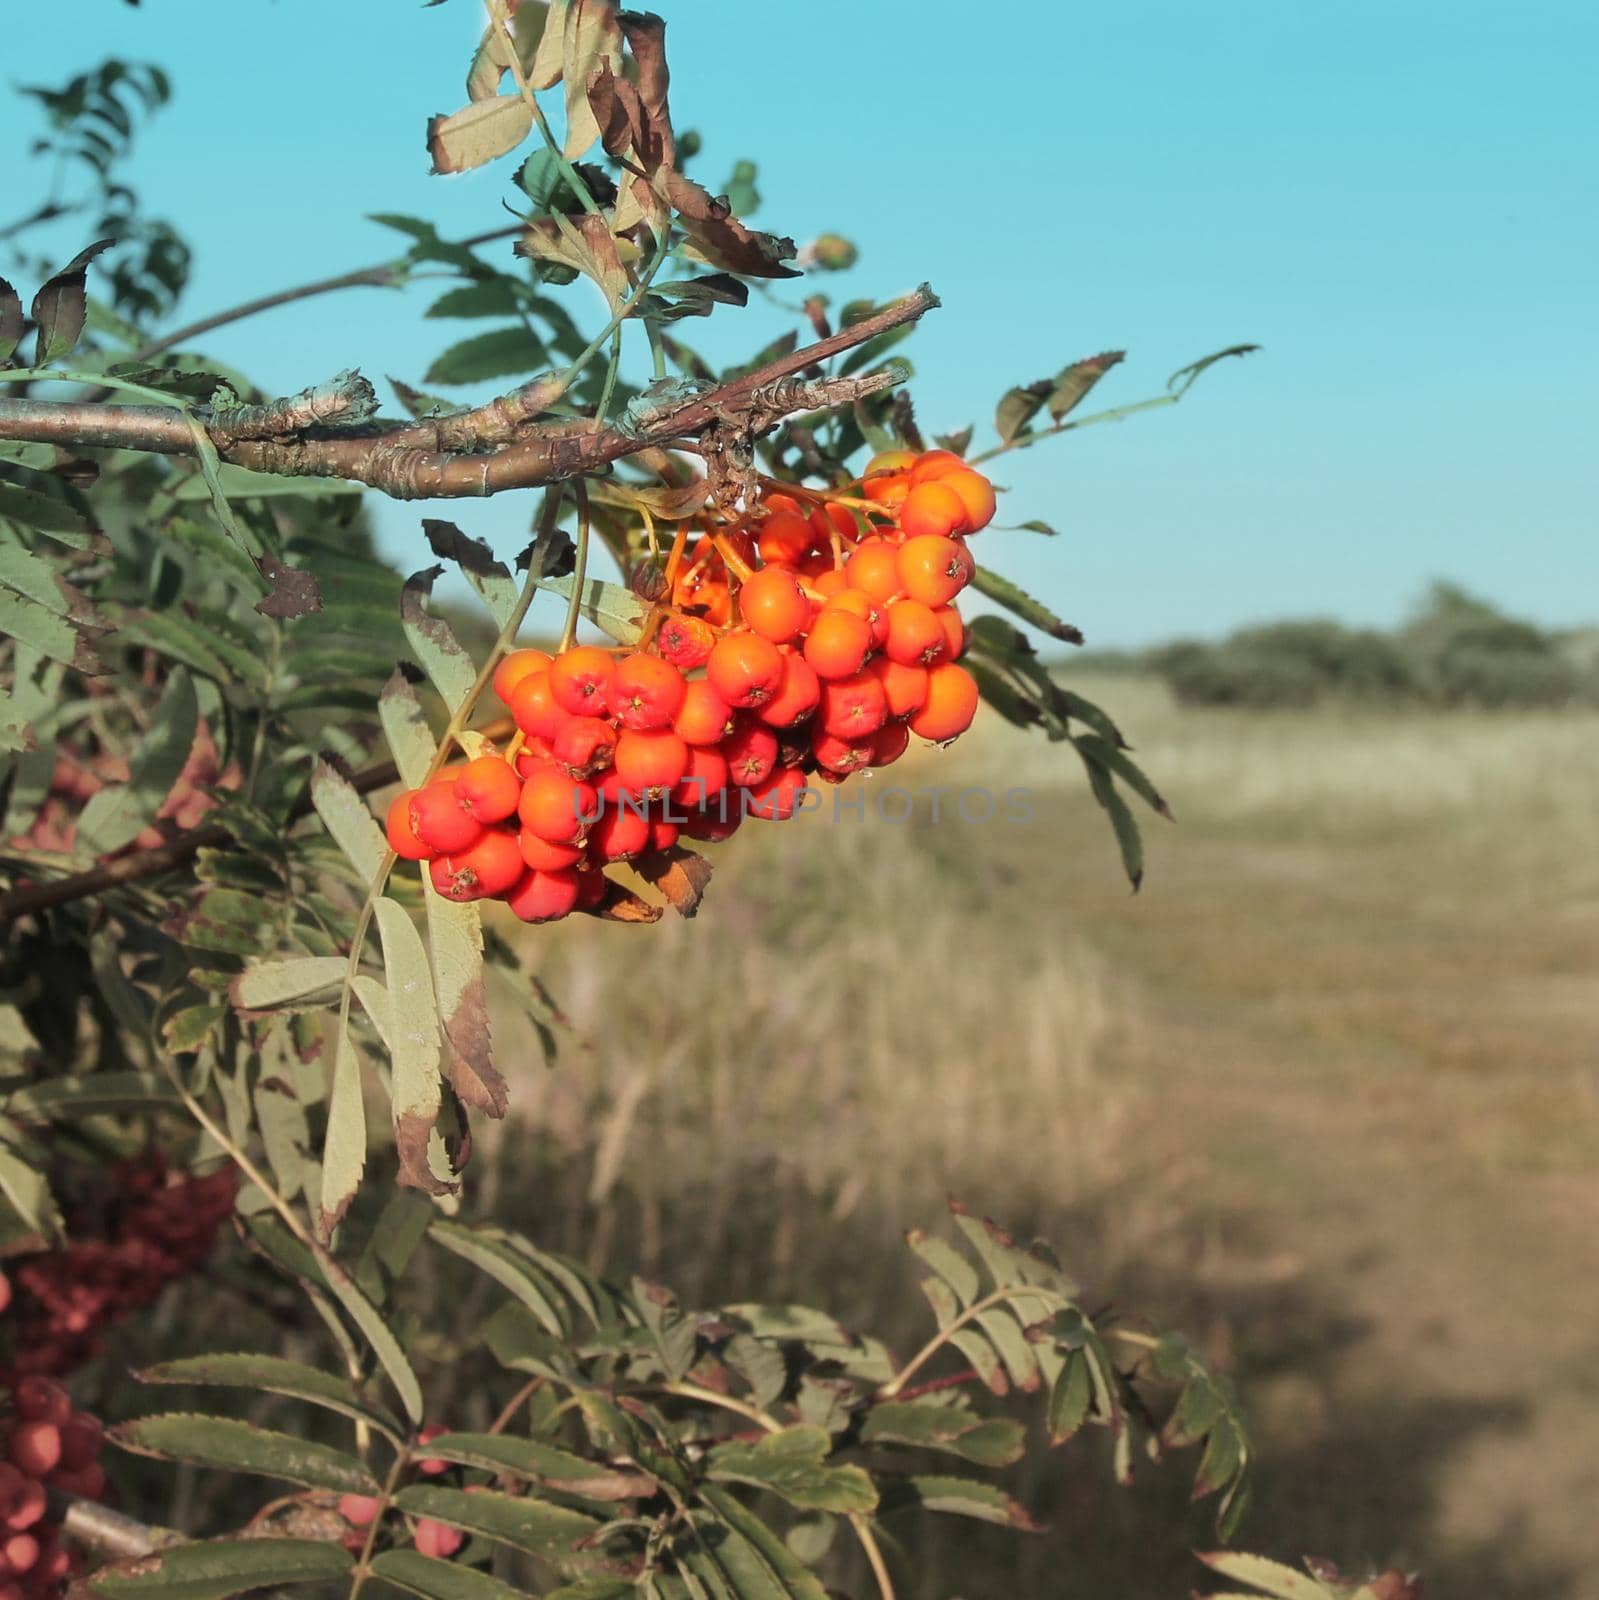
top-left (0, 1378), bottom-right (104, 1600)
top-left (383, 450), bottom-right (991, 922)
top-left (0, 1157), bottom-right (237, 1386)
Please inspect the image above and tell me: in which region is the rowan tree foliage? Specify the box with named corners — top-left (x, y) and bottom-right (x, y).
top-left (0, 8), bottom-right (1414, 1600)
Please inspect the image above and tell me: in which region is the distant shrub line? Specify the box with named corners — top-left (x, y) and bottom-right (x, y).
top-left (1081, 583), bottom-right (1598, 710)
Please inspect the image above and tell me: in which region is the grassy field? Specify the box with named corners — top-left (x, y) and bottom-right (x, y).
top-left (476, 674), bottom-right (1599, 1598)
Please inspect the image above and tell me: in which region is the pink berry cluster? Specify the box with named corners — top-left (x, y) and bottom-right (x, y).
top-left (337, 1426), bottom-right (462, 1560)
top-left (0, 1378), bottom-right (104, 1600)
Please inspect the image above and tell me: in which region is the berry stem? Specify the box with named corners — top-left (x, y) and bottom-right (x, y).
top-left (558, 480), bottom-right (591, 653)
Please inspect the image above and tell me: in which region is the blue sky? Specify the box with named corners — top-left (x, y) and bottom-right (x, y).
top-left (5, 0), bottom-right (1595, 647)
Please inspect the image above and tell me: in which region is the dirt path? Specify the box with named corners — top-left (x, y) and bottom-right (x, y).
top-left (1062, 821), bottom-right (1599, 1595)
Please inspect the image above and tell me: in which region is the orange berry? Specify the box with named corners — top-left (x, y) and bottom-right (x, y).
top-left (655, 614), bottom-right (717, 671)
top-left (614, 728), bottom-right (688, 796)
top-left (868, 655), bottom-right (929, 720)
top-left (933, 604), bottom-right (967, 659)
top-left (759, 651), bottom-right (821, 728)
top-left (722, 720), bottom-right (779, 788)
top-left (809, 501), bottom-right (857, 544)
top-left (517, 829), bottom-right (584, 872)
top-left (707, 631), bottom-right (785, 708)
top-left (865, 449), bottom-right (919, 479)
top-left (409, 781), bottom-right (482, 855)
top-left (939, 468), bottom-right (995, 532)
top-left (818, 671), bottom-right (888, 740)
top-left (811, 567), bottom-right (848, 601)
top-left (492, 648), bottom-right (551, 706)
top-left (518, 768), bottom-right (597, 845)
top-left (612, 653), bottom-right (686, 731)
top-left (455, 756), bottom-right (521, 824)
top-left (552, 716), bottom-right (617, 781)
top-left (897, 535), bottom-right (974, 607)
top-left (674, 678), bottom-right (735, 746)
top-left (844, 539), bottom-right (902, 605)
top-left (756, 510), bottom-right (814, 567)
top-left (885, 598), bottom-right (947, 666)
top-left (908, 662), bottom-right (979, 742)
top-left (803, 608), bottom-right (873, 681)
top-left (386, 791), bottom-right (433, 861)
top-left (738, 566), bottom-right (811, 643)
top-left (908, 449), bottom-right (965, 484)
top-left (824, 588), bottom-right (889, 648)
top-left (548, 645), bottom-right (615, 717)
top-left (431, 828), bottom-right (524, 901)
top-left (744, 766), bottom-right (808, 820)
top-left (898, 480), bottom-right (970, 540)
top-left (812, 728), bottom-right (874, 775)
top-left (508, 669), bottom-right (569, 741)
top-left (861, 471), bottom-right (910, 510)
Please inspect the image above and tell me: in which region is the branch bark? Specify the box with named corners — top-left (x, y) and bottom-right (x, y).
top-left (0, 286), bottom-right (938, 499)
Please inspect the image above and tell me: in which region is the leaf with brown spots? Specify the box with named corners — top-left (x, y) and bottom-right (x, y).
top-left (253, 552), bottom-right (323, 619)
top-left (660, 169), bottom-right (800, 279)
top-left (581, 876), bottom-right (663, 923)
top-left (632, 844), bottom-right (712, 918)
top-left (31, 239), bottom-right (114, 366)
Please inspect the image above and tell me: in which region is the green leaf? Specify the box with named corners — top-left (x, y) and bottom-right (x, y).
top-left (428, 97), bottom-right (535, 176)
top-left (858, 1402), bottom-right (1025, 1468)
top-left (1073, 732), bottom-right (1172, 819)
top-left (0, 1137), bottom-right (60, 1240)
top-left (0, 587), bottom-right (100, 673)
top-left (171, 464), bottom-right (365, 501)
top-left (319, 1257), bottom-right (423, 1425)
top-left (421, 519), bottom-right (521, 630)
top-left (708, 1428), bottom-right (878, 1514)
top-left (424, 327), bottom-right (549, 386)
top-left (423, 878), bottom-right (505, 1118)
top-left (6, 1071), bottom-right (181, 1118)
top-left (1078, 749), bottom-right (1144, 890)
top-left (1046, 350), bottom-right (1125, 421)
top-left (319, 1015), bottom-right (367, 1240)
top-left (77, 671), bottom-right (198, 856)
top-left (880, 1474), bottom-right (1039, 1530)
top-left (118, 612), bottom-right (263, 686)
top-left (968, 566), bottom-right (1083, 645)
top-left (0, 480), bottom-right (93, 542)
top-left (695, 1488), bottom-right (829, 1600)
top-left (231, 956), bottom-right (348, 1014)
top-left (429, 1220), bottom-right (568, 1336)
top-left (405, 1433), bottom-right (654, 1502)
top-left (993, 380), bottom-right (1052, 444)
top-left (110, 1414), bottom-right (378, 1494)
top-left (1047, 1350), bottom-right (1093, 1443)
top-left (379, 671), bottom-right (437, 790)
top-left (532, 570), bottom-right (647, 646)
top-left (311, 758), bottom-right (388, 883)
top-left (905, 1229), bottom-right (979, 1306)
top-left (392, 1486), bottom-right (598, 1563)
top-left (401, 567), bottom-right (479, 713)
top-left (372, 1551), bottom-right (539, 1600)
top-left (0, 542), bottom-right (98, 623)
top-left (1195, 1553), bottom-right (1333, 1600)
top-left (426, 281), bottom-right (524, 320)
top-left (31, 240), bottom-right (114, 366)
top-left (87, 1538), bottom-right (353, 1600)
top-left (373, 897), bottom-right (445, 1189)
top-left (136, 1353), bottom-right (403, 1441)
top-left (162, 1004), bottom-right (226, 1055)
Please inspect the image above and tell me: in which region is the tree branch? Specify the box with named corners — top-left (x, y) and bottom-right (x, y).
top-left (0, 286), bottom-right (939, 499)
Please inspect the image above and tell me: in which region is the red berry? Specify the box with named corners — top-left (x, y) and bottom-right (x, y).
top-left (413, 1519), bottom-right (464, 1560)
top-left (409, 782), bottom-right (483, 855)
top-left (517, 830), bottom-right (584, 872)
top-left (552, 716), bottom-right (617, 781)
top-left (672, 746), bottom-right (730, 812)
top-left (338, 1494), bottom-right (383, 1529)
top-left (386, 791), bottom-right (433, 861)
top-left (508, 669), bottom-right (569, 741)
top-left (454, 756), bottom-right (521, 824)
top-left (613, 729), bottom-right (689, 797)
top-left (429, 829), bottom-right (524, 902)
top-left (738, 567), bottom-right (810, 644)
top-left (812, 729), bottom-right (874, 775)
top-left (507, 868), bottom-right (580, 923)
top-left (758, 652), bottom-right (821, 729)
top-left (612, 654), bottom-right (686, 731)
top-left (518, 768), bottom-right (597, 845)
top-left (588, 803), bottom-right (652, 863)
top-left (819, 672), bottom-right (889, 740)
top-left (706, 632), bottom-right (785, 709)
top-left (802, 608), bottom-right (873, 681)
top-left (57, 1413), bottom-right (102, 1471)
top-left (744, 766), bottom-right (808, 821)
top-left (547, 646), bottom-right (615, 717)
top-left (722, 722), bottom-right (779, 789)
top-left (8, 1425), bottom-right (59, 1479)
top-left (13, 1382), bottom-right (68, 1427)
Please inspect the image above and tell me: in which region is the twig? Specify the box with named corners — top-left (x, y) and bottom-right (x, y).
top-left (0, 287), bottom-right (939, 500)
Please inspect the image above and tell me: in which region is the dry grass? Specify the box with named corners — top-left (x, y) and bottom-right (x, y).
top-left (470, 675), bottom-right (1599, 1598)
